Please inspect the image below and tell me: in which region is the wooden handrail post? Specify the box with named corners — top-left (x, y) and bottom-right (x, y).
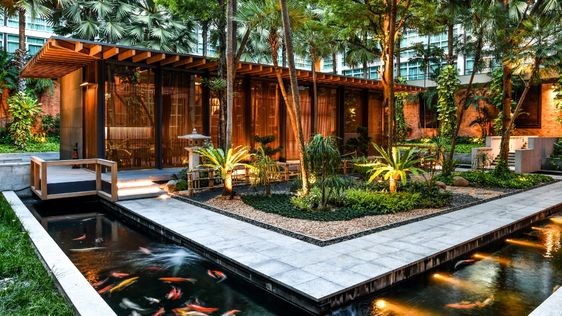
top-left (284, 164), bottom-right (289, 181)
top-left (95, 164), bottom-right (101, 191)
top-left (40, 161), bottom-right (47, 199)
top-left (111, 162), bottom-right (118, 201)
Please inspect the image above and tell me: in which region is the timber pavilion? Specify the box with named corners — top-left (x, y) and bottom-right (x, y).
top-left (23, 37), bottom-right (422, 169)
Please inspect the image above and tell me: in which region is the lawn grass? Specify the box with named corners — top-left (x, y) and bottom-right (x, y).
top-left (0, 195), bottom-right (72, 316)
top-left (0, 136), bottom-right (60, 153)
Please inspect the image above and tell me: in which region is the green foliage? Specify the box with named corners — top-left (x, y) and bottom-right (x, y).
top-left (175, 180), bottom-right (187, 191)
top-left (0, 136), bottom-right (59, 153)
top-left (25, 78), bottom-right (54, 99)
top-left (555, 76), bottom-right (562, 124)
top-left (436, 64), bottom-right (460, 140)
top-left (250, 146), bottom-right (279, 196)
top-left (394, 92), bottom-right (409, 142)
top-left (435, 171), bottom-right (553, 189)
top-left (344, 126), bottom-right (371, 156)
top-left (305, 134), bottom-right (341, 209)
top-left (196, 145), bottom-right (252, 195)
top-left (358, 143), bottom-right (423, 193)
top-left (243, 183), bottom-right (450, 221)
top-left (40, 114), bottom-right (60, 137)
top-left (0, 50), bottom-right (18, 92)
top-left (7, 92), bottom-right (42, 150)
top-left (0, 196), bottom-right (73, 315)
top-left (253, 134), bottom-right (281, 157)
top-left (552, 138), bottom-right (562, 158)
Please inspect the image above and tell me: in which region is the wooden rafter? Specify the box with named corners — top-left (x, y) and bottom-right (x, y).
top-left (160, 55), bottom-right (180, 66)
top-left (147, 53), bottom-right (166, 64)
top-left (132, 51), bottom-right (151, 63)
top-left (118, 49), bottom-right (135, 61)
top-left (102, 47), bottom-right (119, 59)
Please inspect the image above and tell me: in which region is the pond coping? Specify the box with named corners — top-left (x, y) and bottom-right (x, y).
top-left (2, 191), bottom-right (117, 316)
top-left (530, 287), bottom-right (562, 316)
top-left (172, 180), bottom-right (558, 247)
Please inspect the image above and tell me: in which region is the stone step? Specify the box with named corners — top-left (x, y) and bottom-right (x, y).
top-left (117, 182), bottom-right (166, 200)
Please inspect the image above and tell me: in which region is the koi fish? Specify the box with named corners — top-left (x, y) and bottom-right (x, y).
top-left (207, 270), bottom-right (227, 283)
top-left (119, 298), bottom-right (148, 312)
top-left (153, 307), bottom-right (165, 316)
top-left (72, 234), bottom-right (86, 241)
top-left (166, 286), bottom-right (182, 300)
top-left (159, 277), bottom-right (197, 284)
top-left (131, 311), bottom-right (141, 316)
top-left (454, 259), bottom-right (476, 270)
top-left (184, 312), bottom-right (209, 316)
top-left (111, 272), bottom-right (130, 278)
top-left (222, 310), bottom-right (241, 316)
top-left (97, 284), bottom-right (113, 294)
top-left (69, 247), bottom-right (105, 252)
top-left (145, 266), bottom-right (163, 271)
top-left (139, 246), bottom-right (152, 255)
top-left (143, 296), bottom-right (160, 304)
top-left (446, 295), bottom-right (494, 310)
top-left (92, 277), bottom-right (109, 288)
top-left (109, 276), bottom-right (139, 293)
top-left (185, 304), bottom-right (218, 313)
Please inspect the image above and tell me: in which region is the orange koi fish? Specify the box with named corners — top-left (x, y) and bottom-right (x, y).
top-left (139, 246), bottom-right (152, 255)
top-left (109, 276), bottom-right (139, 293)
top-left (166, 286), bottom-right (183, 300)
top-left (111, 272), bottom-right (130, 278)
top-left (159, 277), bottom-right (197, 284)
top-left (72, 234), bottom-right (86, 241)
top-left (97, 284), bottom-right (113, 294)
top-left (92, 277), bottom-right (109, 288)
top-left (185, 304), bottom-right (218, 313)
top-left (222, 310), bottom-right (241, 316)
top-left (207, 270), bottom-right (227, 283)
top-left (153, 307), bottom-right (165, 316)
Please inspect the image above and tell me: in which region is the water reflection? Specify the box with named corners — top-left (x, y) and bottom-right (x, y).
top-left (334, 214), bottom-right (562, 316)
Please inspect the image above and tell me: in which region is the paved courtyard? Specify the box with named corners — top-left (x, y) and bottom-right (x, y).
top-left (117, 180), bottom-right (562, 301)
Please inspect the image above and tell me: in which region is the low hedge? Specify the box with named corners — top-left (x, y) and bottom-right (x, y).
top-left (436, 171), bottom-right (553, 189)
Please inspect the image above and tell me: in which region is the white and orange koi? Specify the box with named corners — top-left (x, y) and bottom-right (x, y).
top-left (72, 234), bottom-right (86, 241)
top-left (207, 269), bottom-right (227, 283)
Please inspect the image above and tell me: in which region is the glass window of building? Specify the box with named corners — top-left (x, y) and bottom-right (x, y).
top-left (27, 37), bottom-right (45, 55)
top-left (7, 35), bottom-right (19, 53)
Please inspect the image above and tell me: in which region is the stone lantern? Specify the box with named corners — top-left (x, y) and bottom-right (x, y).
top-left (178, 128), bottom-right (211, 171)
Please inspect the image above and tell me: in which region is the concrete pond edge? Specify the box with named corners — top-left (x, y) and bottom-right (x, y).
top-left (1, 191), bottom-right (116, 316)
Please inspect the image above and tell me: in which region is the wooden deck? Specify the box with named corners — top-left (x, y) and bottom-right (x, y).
top-left (30, 156), bottom-right (180, 201)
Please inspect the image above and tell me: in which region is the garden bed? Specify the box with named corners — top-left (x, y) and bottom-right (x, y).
top-left (185, 183), bottom-right (517, 242)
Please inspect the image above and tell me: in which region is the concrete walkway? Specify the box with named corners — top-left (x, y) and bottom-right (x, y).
top-left (115, 181), bottom-right (562, 309)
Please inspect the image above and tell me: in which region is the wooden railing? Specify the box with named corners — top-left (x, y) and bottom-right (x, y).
top-left (30, 157), bottom-right (118, 202)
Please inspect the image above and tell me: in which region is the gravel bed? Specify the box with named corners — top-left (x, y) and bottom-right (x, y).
top-left (192, 185), bottom-right (516, 241)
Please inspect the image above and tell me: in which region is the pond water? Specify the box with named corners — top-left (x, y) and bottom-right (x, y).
top-left (27, 197), bottom-right (562, 316)
top-left (333, 215), bottom-right (562, 316)
top-left (28, 198), bottom-right (304, 316)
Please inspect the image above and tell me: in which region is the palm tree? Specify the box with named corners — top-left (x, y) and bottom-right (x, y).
top-left (1, 0), bottom-right (50, 91)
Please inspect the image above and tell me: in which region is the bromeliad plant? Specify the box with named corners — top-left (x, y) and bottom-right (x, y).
top-left (196, 145), bottom-right (252, 197)
top-left (359, 143), bottom-right (423, 193)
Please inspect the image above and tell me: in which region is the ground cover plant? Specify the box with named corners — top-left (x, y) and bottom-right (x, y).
top-left (241, 181), bottom-right (451, 221)
top-left (0, 195), bottom-right (72, 315)
top-left (436, 171), bottom-right (553, 189)
top-left (0, 134), bottom-right (59, 153)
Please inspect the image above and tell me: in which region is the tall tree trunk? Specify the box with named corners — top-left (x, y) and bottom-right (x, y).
top-left (395, 30), bottom-right (401, 80)
top-left (498, 61), bottom-right (512, 166)
top-left (362, 60), bottom-right (368, 79)
top-left (382, 0), bottom-right (397, 150)
top-left (225, 0), bottom-right (235, 149)
top-left (16, 8), bottom-right (27, 92)
top-left (280, 0), bottom-right (310, 194)
top-left (444, 29), bottom-right (483, 176)
top-left (447, 21), bottom-right (454, 65)
top-left (202, 21), bottom-right (209, 57)
top-left (311, 50), bottom-right (318, 134)
top-left (332, 52), bottom-right (337, 74)
top-left (217, 0), bottom-right (227, 150)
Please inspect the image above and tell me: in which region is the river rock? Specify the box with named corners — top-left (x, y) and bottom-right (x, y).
top-left (452, 176), bottom-right (469, 187)
top-left (435, 181), bottom-right (447, 189)
top-left (165, 180), bottom-right (178, 192)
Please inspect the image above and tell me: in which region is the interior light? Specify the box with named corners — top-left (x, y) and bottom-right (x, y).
top-left (80, 81), bottom-right (90, 87)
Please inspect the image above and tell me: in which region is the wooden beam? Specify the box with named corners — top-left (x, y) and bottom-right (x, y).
top-left (147, 53), bottom-right (166, 64)
top-left (51, 39), bottom-right (76, 51)
top-left (89, 45), bottom-right (102, 56)
top-left (74, 42), bottom-right (84, 52)
top-left (173, 56), bottom-right (194, 67)
top-left (132, 51), bottom-right (151, 63)
top-left (184, 59), bottom-right (206, 69)
top-left (102, 47), bottom-right (119, 59)
top-left (160, 55), bottom-right (180, 66)
top-left (118, 49), bottom-right (135, 61)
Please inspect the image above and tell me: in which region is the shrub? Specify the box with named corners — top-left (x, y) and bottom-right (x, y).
top-left (175, 180), bottom-right (187, 191)
top-left (196, 145), bottom-right (252, 196)
top-left (250, 146), bottom-right (279, 196)
top-left (7, 92), bottom-right (42, 150)
top-left (436, 171), bottom-right (553, 189)
top-left (305, 134), bottom-right (341, 209)
top-left (342, 189), bottom-right (419, 214)
top-left (41, 114), bottom-right (60, 136)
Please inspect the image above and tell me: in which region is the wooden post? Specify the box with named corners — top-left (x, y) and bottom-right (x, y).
top-left (29, 160), bottom-right (34, 186)
top-left (95, 164), bottom-right (101, 191)
top-left (111, 162), bottom-right (118, 201)
top-left (284, 163), bottom-right (289, 181)
top-left (40, 161), bottom-right (47, 199)
top-left (343, 160), bottom-right (348, 175)
top-left (245, 167), bottom-right (250, 183)
top-left (187, 173), bottom-right (193, 196)
top-left (33, 161), bottom-right (40, 190)
top-left (209, 170), bottom-right (214, 188)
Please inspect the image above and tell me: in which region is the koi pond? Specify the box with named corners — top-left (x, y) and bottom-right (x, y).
top-left (27, 198), bottom-right (302, 316)
top-left (27, 196), bottom-right (562, 316)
